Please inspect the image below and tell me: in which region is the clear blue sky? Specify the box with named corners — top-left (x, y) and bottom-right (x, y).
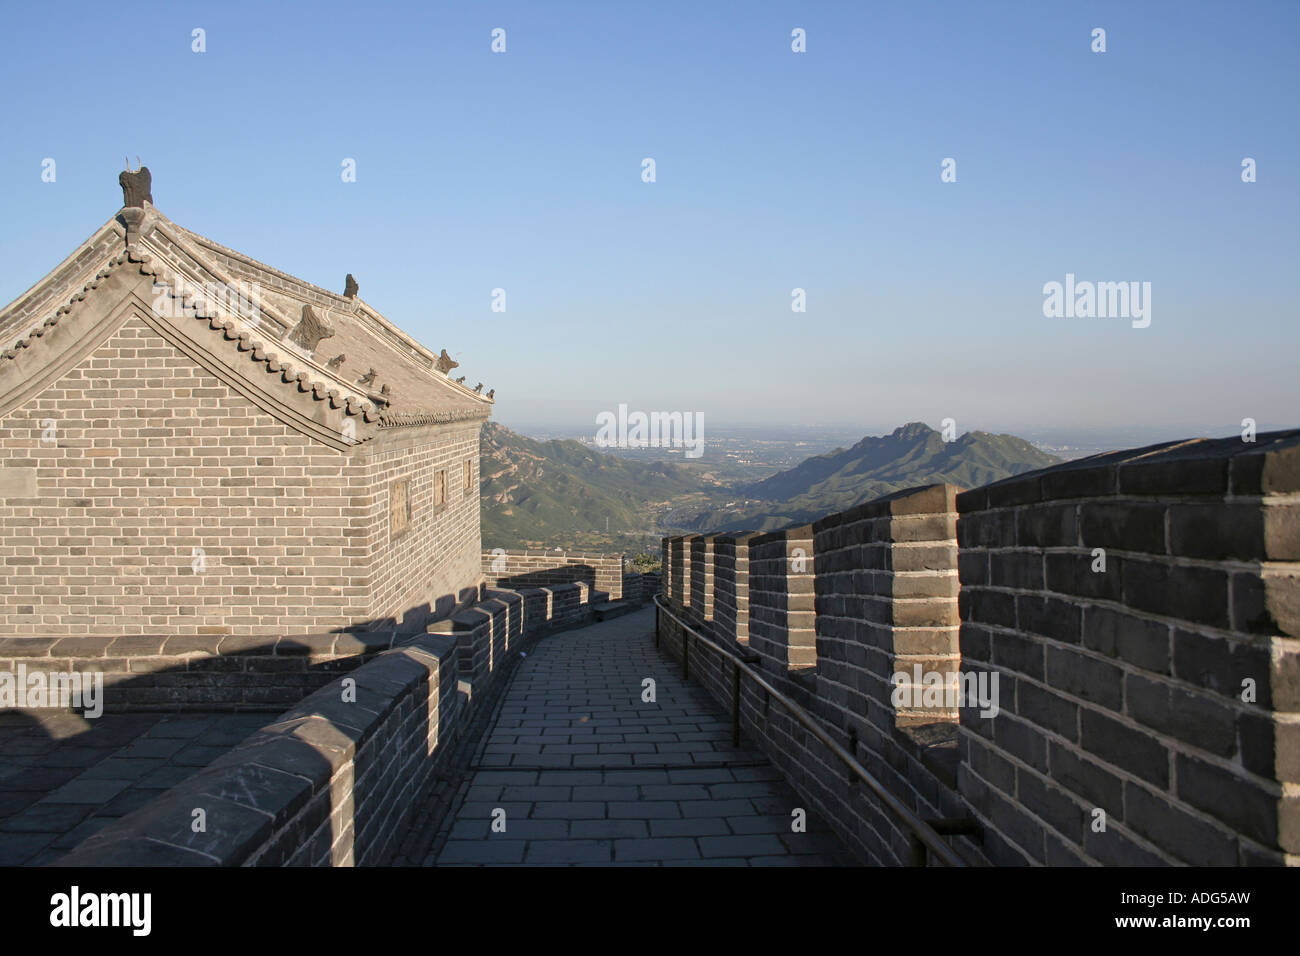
top-left (1, 1), bottom-right (1296, 436)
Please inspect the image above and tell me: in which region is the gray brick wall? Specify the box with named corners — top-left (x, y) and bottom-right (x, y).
top-left (0, 315), bottom-right (484, 638)
top-left (748, 525), bottom-right (817, 701)
top-left (0, 631), bottom-right (395, 712)
top-left (55, 569), bottom-right (610, 866)
top-left (657, 488), bottom-right (972, 866)
top-left (656, 430), bottom-right (1300, 867)
top-left (713, 533), bottom-right (755, 646)
top-left (58, 630), bottom-right (463, 866)
top-left (689, 535), bottom-right (715, 622)
top-left (481, 549), bottom-right (623, 601)
top-left (957, 432), bottom-right (1300, 866)
top-left (813, 484), bottom-right (961, 728)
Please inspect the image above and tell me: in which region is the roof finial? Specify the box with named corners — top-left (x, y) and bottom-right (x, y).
top-left (119, 161), bottom-right (153, 208)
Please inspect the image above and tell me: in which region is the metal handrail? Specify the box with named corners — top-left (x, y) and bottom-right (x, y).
top-left (653, 593), bottom-right (967, 867)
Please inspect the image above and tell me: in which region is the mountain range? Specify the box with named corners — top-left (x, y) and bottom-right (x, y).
top-left (479, 421), bottom-right (1060, 551)
top-left (684, 422), bottom-right (1059, 532)
top-left (479, 422), bottom-right (712, 551)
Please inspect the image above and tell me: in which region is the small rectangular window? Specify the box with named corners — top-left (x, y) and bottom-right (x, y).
top-left (434, 469), bottom-right (447, 509)
top-left (389, 478), bottom-right (410, 540)
top-left (463, 459), bottom-right (472, 492)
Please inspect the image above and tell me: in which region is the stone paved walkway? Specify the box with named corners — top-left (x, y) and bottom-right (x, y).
top-left (0, 710), bottom-right (272, 865)
top-left (416, 607), bottom-right (849, 866)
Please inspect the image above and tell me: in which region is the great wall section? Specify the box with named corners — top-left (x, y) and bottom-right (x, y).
top-left (5, 430), bottom-right (1295, 868)
top-left (656, 432), bottom-right (1300, 866)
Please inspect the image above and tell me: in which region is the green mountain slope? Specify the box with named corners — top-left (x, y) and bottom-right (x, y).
top-left (685, 422), bottom-right (1060, 532)
top-left (479, 422), bottom-right (715, 551)
top-left (480, 421), bottom-right (1059, 548)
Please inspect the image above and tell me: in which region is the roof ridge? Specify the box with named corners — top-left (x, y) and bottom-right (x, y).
top-left (174, 223), bottom-right (358, 308)
top-left (377, 408), bottom-right (490, 428)
top-left (5, 199), bottom-right (493, 434)
top-left (2, 244), bottom-right (385, 433)
top-left (140, 248), bottom-right (385, 428)
top-left (0, 217), bottom-right (121, 321)
top-left (0, 245), bottom-right (132, 360)
top-left (165, 217), bottom-right (489, 406)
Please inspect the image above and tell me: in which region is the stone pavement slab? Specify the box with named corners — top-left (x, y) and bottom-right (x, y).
top-left (407, 607), bottom-right (849, 866)
top-left (0, 710), bottom-right (272, 865)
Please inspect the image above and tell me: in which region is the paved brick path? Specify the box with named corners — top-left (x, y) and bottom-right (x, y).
top-left (415, 607), bottom-right (849, 866)
top-left (0, 711), bottom-right (272, 865)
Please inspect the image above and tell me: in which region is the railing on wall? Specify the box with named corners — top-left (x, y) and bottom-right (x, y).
top-left (654, 594), bottom-right (972, 866)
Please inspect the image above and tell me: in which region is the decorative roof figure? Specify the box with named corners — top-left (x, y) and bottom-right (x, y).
top-left (287, 303), bottom-right (335, 351)
top-left (119, 158), bottom-right (152, 208)
top-left (435, 349), bottom-right (459, 374)
top-left (344, 274), bottom-right (359, 299)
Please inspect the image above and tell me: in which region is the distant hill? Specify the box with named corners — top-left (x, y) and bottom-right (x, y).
top-left (479, 422), bottom-right (714, 551)
top-left (683, 422), bottom-right (1060, 532)
top-left (479, 420), bottom-right (1060, 549)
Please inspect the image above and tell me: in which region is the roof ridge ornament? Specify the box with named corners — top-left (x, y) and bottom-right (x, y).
top-left (119, 158), bottom-right (152, 208)
top-left (434, 349), bottom-right (459, 374)
top-left (287, 303), bottom-right (335, 352)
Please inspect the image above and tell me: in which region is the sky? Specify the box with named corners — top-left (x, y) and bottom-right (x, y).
top-left (1, 0), bottom-right (1296, 438)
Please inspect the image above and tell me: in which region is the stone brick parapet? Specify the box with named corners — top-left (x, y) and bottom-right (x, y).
top-left (713, 533), bottom-right (757, 646)
top-left (689, 535), bottom-right (716, 623)
top-left (658, 487), bottom-right (969, 866)
top-left (657, 429), bottom-right (1300, 867)
top-left (0, 631), bottom-right (398, 712)
top-left (58, 630), bottom-right (461, 866)
top-left (481, 548), bottom-right (623, 601)
top-left (54, 567), bottom-right (628, 866)
top-left (748, 525), bottom-right (818, 702)
top-left (813, 484), bottom-right (961, 727)
top-left (957, 431), bottom-right (1300, 866)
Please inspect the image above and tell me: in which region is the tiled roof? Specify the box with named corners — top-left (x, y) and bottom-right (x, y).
top-left (0, 202), bottom-right (495, 438)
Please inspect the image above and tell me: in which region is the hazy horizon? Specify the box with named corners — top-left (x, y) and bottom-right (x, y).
top-left (493, 414), bottom-right (1292, 446)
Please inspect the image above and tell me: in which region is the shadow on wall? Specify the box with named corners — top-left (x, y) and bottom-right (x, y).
top-left (495, 565), bottom-right (609, 602)
top-left (6, 594), bottom-right (470, 867)
top-left (358, 584), bottom-right (485, 636)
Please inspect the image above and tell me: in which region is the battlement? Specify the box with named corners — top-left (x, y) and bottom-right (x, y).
top-left (481, 548), bottom-right (626, 601)
top-left (657, 430), bottom-right (1300, 866)
top-left (55, 572), bottom-right (660, 866)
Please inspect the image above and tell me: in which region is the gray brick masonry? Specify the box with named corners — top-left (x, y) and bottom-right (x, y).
top-left (657, 431), bottom-right (1300, 867)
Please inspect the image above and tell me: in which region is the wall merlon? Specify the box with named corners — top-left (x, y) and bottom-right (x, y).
top-left (660, 442), bottom-right (1300, 866)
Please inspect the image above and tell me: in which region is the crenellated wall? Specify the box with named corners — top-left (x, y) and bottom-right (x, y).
top-left (56, 562), bottom-right (647, 866)
top-left (481, 548), bottom-right (624, 601)
top-left (957, 434), bottom-right (1299, 866)
top-left (657, 429), bottom-right (1300, 866)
